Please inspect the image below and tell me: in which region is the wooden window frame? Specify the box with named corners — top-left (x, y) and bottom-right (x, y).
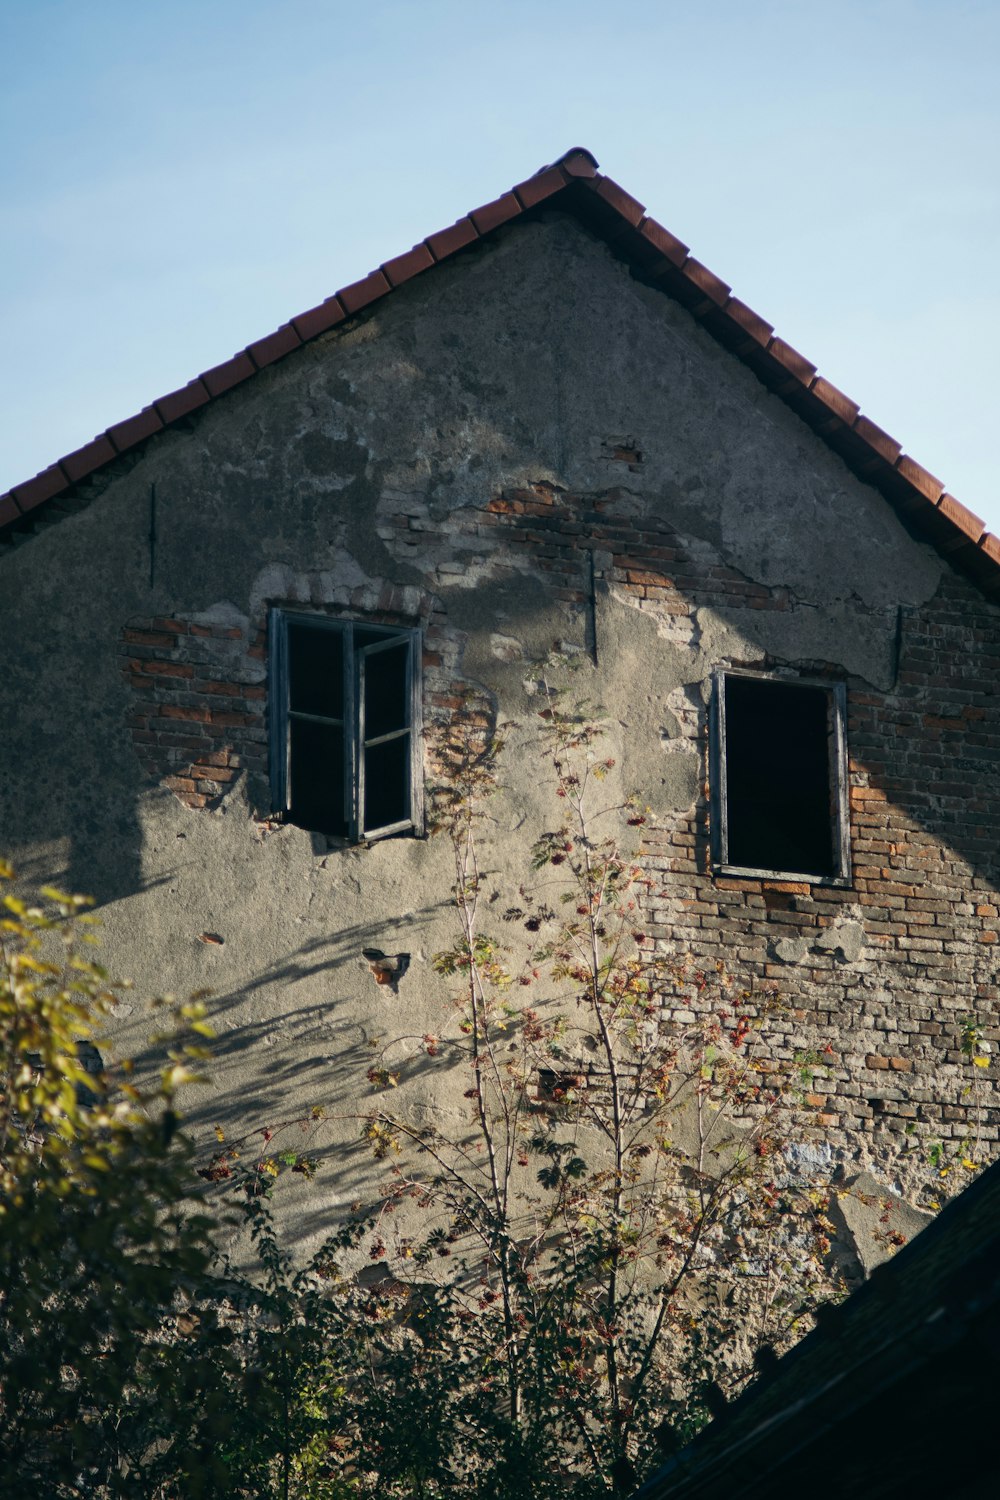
top-left (709, 668), bottom-right (851, 886)
top-left (269, 610), bottom-right (423, 843)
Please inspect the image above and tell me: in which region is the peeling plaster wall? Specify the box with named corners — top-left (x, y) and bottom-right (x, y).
top-left (1, 212), bottom-right (997, 1251)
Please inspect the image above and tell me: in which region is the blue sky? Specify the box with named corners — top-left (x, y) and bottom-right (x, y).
top-left (2, 0), bottom-right (997, 531)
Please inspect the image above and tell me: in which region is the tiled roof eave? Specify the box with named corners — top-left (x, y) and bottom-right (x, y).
top-left (2, 147), bottom-right (996, 598)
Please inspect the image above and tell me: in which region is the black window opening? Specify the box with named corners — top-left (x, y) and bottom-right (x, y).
top-left (270, 612), bottom-right (422, 842)
top-left (711, 671), bottom-right (849, 882)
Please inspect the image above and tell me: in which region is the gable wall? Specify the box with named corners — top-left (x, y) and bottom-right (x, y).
top-left (1, 213), bottom-right (997, 1227)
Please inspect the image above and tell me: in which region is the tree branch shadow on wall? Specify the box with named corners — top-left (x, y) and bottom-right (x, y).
top-left (124, 903), bottom-right (466, 1218)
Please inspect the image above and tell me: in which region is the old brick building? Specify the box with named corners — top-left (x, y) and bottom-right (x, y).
top-left (1, 148), bottom-right (997, 1228)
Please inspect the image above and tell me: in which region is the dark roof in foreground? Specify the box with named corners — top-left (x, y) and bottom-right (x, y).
top-left (633, 1158), bottom-right (1000, 1500)
top-left (3, 148), bottom-right (997, 598)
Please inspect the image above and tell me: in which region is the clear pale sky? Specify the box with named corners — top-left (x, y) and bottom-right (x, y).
top-left (2, 0), bottom-right (997, 532)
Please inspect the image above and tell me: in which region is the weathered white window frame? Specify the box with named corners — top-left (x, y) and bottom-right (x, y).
top-left (709, 668), bottom-right (850, 886)
top-left (269, 610), bottom-right (423, 843)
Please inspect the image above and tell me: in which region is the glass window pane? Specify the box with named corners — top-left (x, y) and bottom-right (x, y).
top-left (363, 642), bottom-right (409, 741)
top-left (289, 719), bottom-right (346, 836)
top-left (288, 621), bottom-right (344, 719)
top-left (364, 735), bottom-right (410, 832)
top-left (724, 677), bottom-right (835, 877)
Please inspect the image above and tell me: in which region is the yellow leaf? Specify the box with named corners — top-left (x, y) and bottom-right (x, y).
top-left (214, 1124), bottom-right (226, 1142)
top-left (972, 1057), bottom-right (990, 1069)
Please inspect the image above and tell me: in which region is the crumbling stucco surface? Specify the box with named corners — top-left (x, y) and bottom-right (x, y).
top-left (1, 210), bottom-right (996, 1258)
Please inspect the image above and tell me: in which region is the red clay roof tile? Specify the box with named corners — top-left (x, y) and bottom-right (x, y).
top-left (513, 164), bottom-right (570, 209)
top-left (201, 353), bottom-right (256, 398)
top-left (338, 269), bottom-right (392, 315)
top-left (470, 193), bottom-right (522, 236)
top-left (292, 297), bottom-right (347, 341)
top-left (2, 147), bottom-right (996, 594)
top-left (556, 148), bottom-right (599, 177)
top-left (591, 176), bottom-right (645, 227)
top-left (154, 379), bottom-right (211, 424)
top-left (895, 454), bottom-right (944, 504)
top-left (766, 337), bottom-right (817, 386)
top-left (425, 218), bottom-right (478, 261)
top-left (61, 435), bottom-right (117, 482)
top-left (723, 297), bottom-right (774, 348)
top-left (107, 406), bottom-right (164, 450)
top-left (382, 244), bottom-right (436, 288)
top-left (246, 324), bottom-right (302, 369)
top-left (937, 492), bottom-right (985, 543)
top-left (810, 377), bottom-right (860, 426)
top-left (680, 257), bottom-right (731, 307)
top-left (12, 465), bottom-right (71, 515)
top-left (639, 217), bottom-right (690, 268)
top-left (852, 415), bottom-right (902, 465)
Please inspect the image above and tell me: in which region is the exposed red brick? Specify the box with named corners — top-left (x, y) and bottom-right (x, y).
top-left (206, 710), bottom-right (254, 727)
top-left (192, 764), bottom-right (238, 783)
top-left (159, 705), bottom-right (210, 722)
top-left (122, 628), bottom-right (176, 647)
top-left (135, 659), bottom-right (193, 678)
top-left (246, 324), bottom-right (302, 369)
top-left (200, 353), bottom-right (256, 397)
top-left (338, 270), bottom-right (392, 315)
top-left (469, 193), bottom-right (522, 235)
top-left (164, 776), bottom-right (197, 794)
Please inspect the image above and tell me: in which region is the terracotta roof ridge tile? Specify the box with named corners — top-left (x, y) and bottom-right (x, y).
top-left (2, 147), bottom-right (997, 600)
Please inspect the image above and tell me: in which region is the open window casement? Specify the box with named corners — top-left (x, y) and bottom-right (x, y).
top-left (710, 669), bottom-right (850, 884)
top-left (270, 611), bottom-right (422, 843)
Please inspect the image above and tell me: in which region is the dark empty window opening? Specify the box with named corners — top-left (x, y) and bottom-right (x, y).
top-left (712, 671), bottom-right (849, 882)
top-left (270, 612), bottom-right (422, 843)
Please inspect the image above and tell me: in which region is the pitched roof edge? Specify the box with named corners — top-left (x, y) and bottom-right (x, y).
top-left (3, 147), bottom-right (996, 598)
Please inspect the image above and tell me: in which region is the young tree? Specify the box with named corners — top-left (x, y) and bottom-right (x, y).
top-left (328, 685), bottom-right (841, 1497)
